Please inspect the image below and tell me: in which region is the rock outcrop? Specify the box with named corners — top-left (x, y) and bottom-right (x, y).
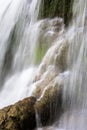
top-left (33, 39), bottom-right (69, 98)
top-left (0, 86), bottom-right (63, 130)
top-left (0, 97), bottom-right (36, 130)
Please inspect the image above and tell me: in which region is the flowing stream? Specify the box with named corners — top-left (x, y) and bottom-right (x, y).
top-left (0, 0), bottom-right (87, 130)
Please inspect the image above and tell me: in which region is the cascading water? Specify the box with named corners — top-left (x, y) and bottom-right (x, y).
top-left (0, 0), bottom-right (63, 109)
top-left (35, 0), bottom-right (87, 129)
top-left (41, 0), bottom-right (87, 129)
top-left (0, 0), bottom-right (42, 108)
top-left (61, 0), bottom-right (87, 129)
top-left (0, 0), bottom-right (87, 130)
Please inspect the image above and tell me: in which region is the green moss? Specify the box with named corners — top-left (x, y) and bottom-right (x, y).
top-left (34, 43), bottom-right (50, 65)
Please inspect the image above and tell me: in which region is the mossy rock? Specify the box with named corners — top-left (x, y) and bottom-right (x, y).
top-left (0, 82), bottom-right (64, 129)
top-left (39, 0), bottom-right (73, 25)
top-left (0, 97), bottom-right (36, 130)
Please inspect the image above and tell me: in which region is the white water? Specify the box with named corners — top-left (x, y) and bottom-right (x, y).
top-left (0, 0), bottom-right (63, 108)
top-left (0, 0), bottom-right (87, 130)
top-left (36, 0), bottom-right (87, 129)
top-left (0, 0), bottom-right (41, 108)
top-left (61, 0), bottom-right (87, 129)
top-left (52, 0), bottom-right (87, 130)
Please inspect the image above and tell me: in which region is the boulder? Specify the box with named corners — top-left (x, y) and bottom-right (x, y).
top-left (0, 96), bottom-right (36, 130)
top-left (0, 78), bottom-right (63, 129)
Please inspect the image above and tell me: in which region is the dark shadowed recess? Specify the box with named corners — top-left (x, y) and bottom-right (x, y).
top-left (39, 0), bottom-right (73, 26)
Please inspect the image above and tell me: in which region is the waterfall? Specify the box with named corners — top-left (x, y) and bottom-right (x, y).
top-left (0, 0), bottom-right (63, 108)
top-left (45, 0), bottom-right (87, 129)
top-left (0, 0), bottom-right (42, 108)
top-left (35, 0), bottom-right (87, 129)
top-left (61, 0), bottom-right (87, 129)
top-left (63, 0), bottom-right (87, 110)
top-left (0, 0), bottom-right (87, 130)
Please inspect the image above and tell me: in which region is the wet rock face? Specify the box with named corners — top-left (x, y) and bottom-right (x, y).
top-left (33, 38), bottom-right (68, 125)
top-left (35, 75), bottom-right (64, 126)
top-left (0, 31), bottom-right (69, 130)
top-left (0, 79), bottom-right (63, 129)
top-left (33, 40), bottom-right (69, 99)
top-left (0, 96), bottom-right (36, 130)
top-left (34, 40), bottom-right (68, 81)
top-left (39, 0), bottom-right (73, 25)
top-left (32, 38), bottom-right (69, 126)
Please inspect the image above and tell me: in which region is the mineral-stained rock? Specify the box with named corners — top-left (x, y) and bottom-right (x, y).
top-left (35, 75), bottom-right (64, 126)
top-left (0, 96), bottom-right (36, 130)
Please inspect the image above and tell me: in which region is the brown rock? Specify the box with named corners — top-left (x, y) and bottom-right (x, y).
top-left (0, 96), bottom-right (36, 130)
top-left (0, 83), bottom-right (63, 129)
